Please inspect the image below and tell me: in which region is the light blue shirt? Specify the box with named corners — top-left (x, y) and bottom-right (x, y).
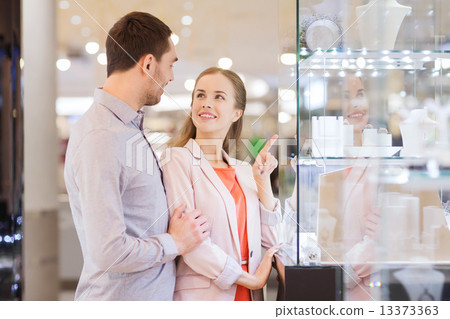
top-left (64, 88), bottom-right (178, 300)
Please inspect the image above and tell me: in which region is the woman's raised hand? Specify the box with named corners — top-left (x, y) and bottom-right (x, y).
top-left (252, 134), bottom-right (278, 183)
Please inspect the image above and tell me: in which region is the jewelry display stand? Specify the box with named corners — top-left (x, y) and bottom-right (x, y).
top-left (356, 0), bottom-right (411, 50)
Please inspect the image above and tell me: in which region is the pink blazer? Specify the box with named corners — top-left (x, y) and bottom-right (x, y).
top-left (161, 139), bottom-right (281, 301)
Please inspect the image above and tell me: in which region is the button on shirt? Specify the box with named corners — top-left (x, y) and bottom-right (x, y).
top-left (64, 88), bottom-right (178, 300)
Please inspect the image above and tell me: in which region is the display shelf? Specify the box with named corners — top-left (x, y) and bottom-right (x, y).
top-left (299, 49), bottom-right (450, 70)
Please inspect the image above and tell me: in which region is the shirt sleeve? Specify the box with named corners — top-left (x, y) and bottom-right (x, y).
top-left (73, 130), bottom-right (177, 273)
top-left (161, 148), bottom-right (243, 290)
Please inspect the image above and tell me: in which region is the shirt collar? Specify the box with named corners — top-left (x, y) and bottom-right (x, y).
top-left (94, 88), bottom-right (142, 127)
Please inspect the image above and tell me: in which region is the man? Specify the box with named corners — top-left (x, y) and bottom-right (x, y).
top-left (64, 11), bottom-right (209, 301)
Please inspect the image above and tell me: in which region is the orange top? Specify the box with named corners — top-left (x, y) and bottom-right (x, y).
top-left (213, 166), bottom-right (251, 301)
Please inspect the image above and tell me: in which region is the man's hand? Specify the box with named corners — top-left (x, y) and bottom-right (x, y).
top-left (168, 204), bottom-right (210, 255)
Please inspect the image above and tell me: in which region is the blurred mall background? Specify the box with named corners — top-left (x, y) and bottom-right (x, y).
top-left (4, 0), bottom-right (446, 301)
top-left (1, 0), bottom-right (299, 300)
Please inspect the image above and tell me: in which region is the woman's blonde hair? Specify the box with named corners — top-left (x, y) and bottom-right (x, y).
top-left (168, 67), bottom-right (246, 152)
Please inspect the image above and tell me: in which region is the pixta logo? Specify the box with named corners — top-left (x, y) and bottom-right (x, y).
top-left (125, 129), bottom-right (170, 175)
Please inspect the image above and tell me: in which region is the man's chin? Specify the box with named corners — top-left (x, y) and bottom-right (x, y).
top-left (145, 96), bottom-right (162, 107)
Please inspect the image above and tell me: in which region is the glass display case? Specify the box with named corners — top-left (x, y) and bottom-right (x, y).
top-left (278, 0), bottom-right (450, 301)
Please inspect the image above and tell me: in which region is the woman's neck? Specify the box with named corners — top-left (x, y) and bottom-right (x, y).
top-left (195, 136), bottom-right (225, 164)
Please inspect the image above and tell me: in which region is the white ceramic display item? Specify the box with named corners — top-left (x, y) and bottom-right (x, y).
top-left (305, 19), bottom-right (341, 51)
top-left (356, 0), bottom-right (412, 50)
top-left (300, 14), bottom-right (343, 51)
top-left (400, 109), bottom-right (437, 157)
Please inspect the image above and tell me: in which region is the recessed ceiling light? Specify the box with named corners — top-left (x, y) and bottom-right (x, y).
top-left (279, 89), bottom-right (295, 101)
top-left (184, 2), bottom-right (194, 10)
top-left (85, 42), bottom-right (99, 55)
top-left (181, 15), bottom-right (193, 26)
top-left (71, 15), bottom-right (82, 25)
top-left (184, 79), bottom-right (195, 91)
top-left (59, 0), bottom-right (70, 10)
top-left (81, 27), bottom-right (91, 37)
top-left (181, 27), bottom-right (191, 37)
top-left (218, 57), bottom-right (232, 69)
top-left (280, 53), bottom-right (296, 65)
top-left (56, 58), bottom-right (71, 71)
top-left (278, 112), bottom-right (292, 124)
top-left (97, 53), bottom-right (107, 65)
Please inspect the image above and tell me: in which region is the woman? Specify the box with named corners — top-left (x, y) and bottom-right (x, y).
top-left (161, 67), bottom-right (281, 301)
top-left (342, 75), bottom-right (371, 146)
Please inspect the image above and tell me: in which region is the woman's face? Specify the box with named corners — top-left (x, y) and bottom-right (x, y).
top-left (342, 76), bottom-right (369, 133)
top-left (191, 73), bottom-right (242, 139)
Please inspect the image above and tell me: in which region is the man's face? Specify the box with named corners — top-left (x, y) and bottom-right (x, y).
top-left (144, 39), bottom-right (177, 106)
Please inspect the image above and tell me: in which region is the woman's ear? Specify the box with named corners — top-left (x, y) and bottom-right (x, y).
top-left (232, 109), bottom-right (243, 122)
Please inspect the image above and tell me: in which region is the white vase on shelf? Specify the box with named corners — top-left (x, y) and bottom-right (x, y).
top-left (356, 0), bottom-right (411, 50)
top-left (399, 109), bottom-right (437, 157)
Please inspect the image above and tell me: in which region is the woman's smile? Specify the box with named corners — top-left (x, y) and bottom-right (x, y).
top-left (198, 111), bottom-right (218, 120)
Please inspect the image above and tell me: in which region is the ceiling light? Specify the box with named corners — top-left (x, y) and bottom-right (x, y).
top-left (56, 58), bottom-right (71, 71)
top-left (170, 33), bottom-right (179, 46)
top-left (97, 53), bottom-right (107, 65)
top-left (280, 53), bottom-right (296, 65)
top-left (81, 27), bottom-right (91, 37)
top-left (71, 15), bottom-right (82, 25)
top-left (181, 27), bottom-right (191, 37)
top-left (184, 2), bottom-right (194, 10)
top-left (85, 42), bottom-right (99, 55)
top-left (338, 70), bottom-right (346, 77)
top-left (279, 89), bottom-right (295, 101)
top-left (181, 15), bottom-right (193, 26)
top-left (184, 79), bottom-right (195, 91)
top-left (218, 57), bottom-right (232, 69)
top-left (278, 112), bottom-right (292, 124)
top-left (20, 58), bottom-right (24, 70)
top-left (59, 0), bottom-right (70, 9)
top-left (247, 79), bottom-right (269, 98)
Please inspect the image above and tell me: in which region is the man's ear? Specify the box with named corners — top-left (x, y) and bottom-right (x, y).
top-left (232, 109), bottom-right (243, 122)
top-left (140, 54), bottom-right (154, 74)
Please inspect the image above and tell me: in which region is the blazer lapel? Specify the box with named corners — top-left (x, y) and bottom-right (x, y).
top-left (184, 139), bottom-right (241, 257)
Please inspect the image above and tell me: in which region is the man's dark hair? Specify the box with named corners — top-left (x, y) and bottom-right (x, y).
top-left (106, 11), bottom-right (172, 77)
